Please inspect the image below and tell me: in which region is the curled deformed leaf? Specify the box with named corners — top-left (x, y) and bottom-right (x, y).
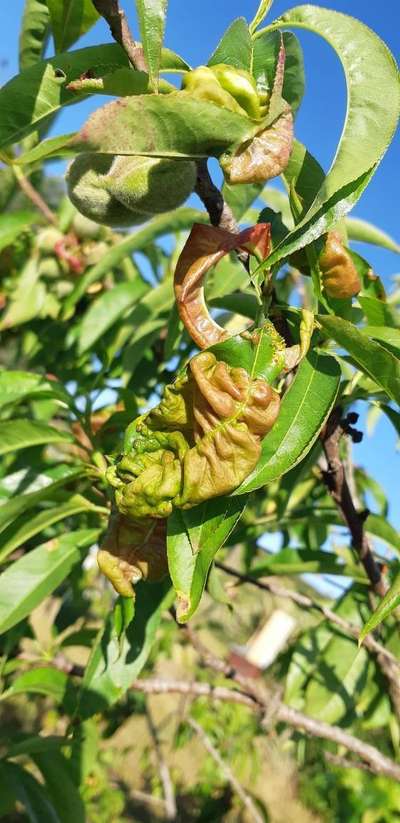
top-left (100, 329), bottom-right (284, 597)
top-left (97, 511), bottom-right (168, 598)
top-left (221, 39), bottom-right (294, 184)
top-left (319, 231), bottom-right (361, 299)
top-left (174, 222), bottom-right (271, 349)
top-left (108, 344), bottom-right (281, 519)
top-left (221, 105), bottom-right (293, 184)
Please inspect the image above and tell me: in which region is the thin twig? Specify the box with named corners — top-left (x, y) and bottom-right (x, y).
top-left (188, 717), bottom-right (265, 823)
top-left (145, 702), bottom-right (177, 821)
top-left (91, 0), bottom-right (147, 71)
top-left (194, 159), bottom-right (250, 271)
top-left (13, 167), bottom-right (58, 225)
top-left (323, 750), bottom-right (374, 774)
top-left (131, 678), bottom-right (400, 782)
top-left (214, 562), bottom-right (400, 671)
top-left (132, 678), bottom-right (257, 710)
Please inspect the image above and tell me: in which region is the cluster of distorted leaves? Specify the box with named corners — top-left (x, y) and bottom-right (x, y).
top-left (98, 341), bottom-right (283, 596)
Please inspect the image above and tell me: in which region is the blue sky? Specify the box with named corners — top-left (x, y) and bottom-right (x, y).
top-left (0, 1), bottom-right (399, 528)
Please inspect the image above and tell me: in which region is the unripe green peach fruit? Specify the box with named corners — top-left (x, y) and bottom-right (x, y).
top-left (36, 227), bottom-right (64, 254)
top-left (67, 153), bottom-right (196, 228)
top-left (37, 256), bottom-right (64, 279)
top-left (105, 155), bottom-right (197, 217)
top-left (71, 212), bottom-right (103, 240)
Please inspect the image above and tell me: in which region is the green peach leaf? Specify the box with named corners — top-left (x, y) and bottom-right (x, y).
top-left (46, 0), bottom-right (99, 52)
top-left (135, 0), bottom-right (168, 90)
top-left (167, 496), bottom-right (247, 623)
top-left (74, 93), bottom-right (257, 159)
top-left (359, 574), bottom-right (400, 643)
top-left (234, 350), bottom-right (341, 494)
top-left (257, 5), bottom-right (400, 266)
top-left (318, 315), bottom-right (400, 405)
top-left (208, 17), bottom-right (252, 71)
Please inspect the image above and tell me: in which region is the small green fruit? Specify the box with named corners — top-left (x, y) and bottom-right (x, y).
top-left (36, 227), bottom-right (64, 254)
top-left (67, 153), bottom-right (196, 228)
top-left (71, 213), bottom-right (103, 240)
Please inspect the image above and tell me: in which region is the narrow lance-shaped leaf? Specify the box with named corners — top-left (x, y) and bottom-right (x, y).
top-left (135, 0), bottom-right (168, 90)
top-left (79, 581), bottom-right (173, 717)
top-left (359, 574), bottom-right (400, 643)
top-left (46, 0), bottom-right (100, 52)
top-left (234, 350), bottom-right (341, 494)
top-left (318, 315), bottom-right (400, 405)
top-left (0, 465), bottom-right (87, 534)
top-left (0, 761), bottom-right (61, 823)
top-left (345, 216), bottom-right (400, 254)
top-left (78, 278), bottom-right (149, 354)
top-left (0, 43), bottom-right (188, 149)
top-left (256, 6), bottom-right (400, 265)
top-left (0, 420), bottom-right (72, 455)
top-left (19, 0), bottom-right (49, 70)
top-left (0, 529), bottom-right (99, 634)
top-left (167, 496), bottom-right (247, 622)
top-left (249, 0), bottom-right (274, 35)
top-left (32, 752), bottom-right (86, 823)
top-left (0, 495), bottom-right (103, 564)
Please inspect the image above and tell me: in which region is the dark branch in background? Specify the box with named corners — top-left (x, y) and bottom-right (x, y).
top-left (91, 0), bottom-right (147, 71)
top-left (194, 160), bottom-right (250, 268)
top-left (321, 409), bottom-right (386, 596)
top-left (320, 409), bottom-right (400, 719)
top-left (194, 160), bottom-right (239, 233)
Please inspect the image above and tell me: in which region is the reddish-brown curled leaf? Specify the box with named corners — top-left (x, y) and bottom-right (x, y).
top-left (221, 105), bottom-right (294, 184)
top-left (174, 222), bottom-right (271, 348)
top-left (319, 231), bottom-right (361, 299)
top-left (97, 511), bottom-right (168, 597)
